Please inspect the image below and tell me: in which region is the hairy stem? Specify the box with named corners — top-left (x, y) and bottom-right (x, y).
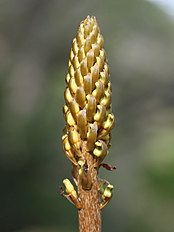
top-left (78, 185), bottom-right (101, 232)
top-left (78, 142), bottom-right (101, 232)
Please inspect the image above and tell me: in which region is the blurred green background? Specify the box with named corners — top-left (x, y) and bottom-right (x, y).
top-left (0, 0), bottom-right (174, 231)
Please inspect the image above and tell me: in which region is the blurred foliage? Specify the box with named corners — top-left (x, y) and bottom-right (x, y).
top-left (0, 0), bottom-right (174, 232)
top-left (144, 126), bottom-right (174, 197)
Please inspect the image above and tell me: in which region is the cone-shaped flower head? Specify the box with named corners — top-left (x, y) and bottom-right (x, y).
top-left (62, 15), bottom-right (115, 169)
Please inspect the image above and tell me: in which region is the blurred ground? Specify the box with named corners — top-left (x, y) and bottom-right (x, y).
top-left (0, 0), bottom-right (174, 232)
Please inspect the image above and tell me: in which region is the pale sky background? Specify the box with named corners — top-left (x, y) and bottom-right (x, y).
top-left (147, 0), bottom-right (174, 20)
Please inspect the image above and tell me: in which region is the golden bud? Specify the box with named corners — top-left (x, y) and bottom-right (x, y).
top-left (72, 38), bottom-right (78, 54)
top-left (68, 64), bottom-right (74, 77)
top-left (93, 24), bottom-right (99, 39)
top-left (84, 36), bottom-right (91, 53)
top-left (78, 47), bottom-right (85, 63)
top-left (63, 179), bottom-right (74, 194)
top-left (90, 31), bottom-right (96, 44)
top-left (84, 16), bottom-right (93, 35)
top-left (92, 80), bottom-right (104, 103)
top-left (84, 73), bottom-right (93, 95)
top-left (100, 49), bottom-right (106, 62)
top-left (84, 24), bottom-right (90, 38)
top-left (72, 55), bottom-right (80, 70)
top-left (104, 63), bottom-right (110, 76)
top-left (65, 110), bottom-right (76, 126)
top-left (63, 179), bottom-right (78, 199)
top-left (69, 77), bottom-right (78, 94)
top-left (92, 43), bottom-right (100, 57)
top-left (64, 87), bottom-right (73, 104)
top-left (75, 87), bottom-right (86, 108)
top-left (80, 57), bottom-right (88, 76)
top-left (77, 110), bottom-right (87, 139)
top-left (98, 114), bottom-right (115, 139)
top-left (87, 49), bottom-right (94, 69)
top-left (86, 95), bottom-right (96, 122)
top-left (86, 122), bottom-right (98, 151)
top-left (78, 160), bottom-right (85, 175)
top-left (102, 113), bottom-right (115, 130)
top-left (76, 31), bottom-right (85, 47)
top-left (62, 135), bottom-right (71, 151)
top-left (100, 88), bottom-right (111, 108)
top-left (68, 129), bottom-right (81, 150)
top-left (74, 68), bottom-right (83, 87)
top-left (97, 34), bottom-right (104, 49)
top-left (91, 63), bottom-right (99, 88)
top-left (100, 69), bottom-right (109, 86)
top-left (94, 105), bottom-right (106, 126)
top-left (69, 99), bottom-right (80, 120)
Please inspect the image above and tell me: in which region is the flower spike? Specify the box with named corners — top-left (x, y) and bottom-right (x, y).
top-left (61, 16), bottom-right (116, 231)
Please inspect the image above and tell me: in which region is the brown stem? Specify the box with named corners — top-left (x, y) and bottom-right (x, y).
top-left (77, 142), bottom-right (101, 232)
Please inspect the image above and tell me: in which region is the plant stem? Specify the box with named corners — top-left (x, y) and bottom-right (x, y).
top-left (78, 142), bottom-right (101, 232)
